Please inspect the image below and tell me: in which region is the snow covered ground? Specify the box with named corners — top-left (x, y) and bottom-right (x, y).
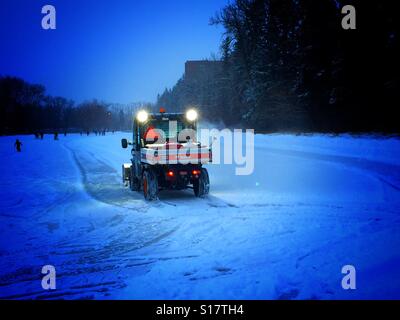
top-left (1, 132), bottom-right (400, 299)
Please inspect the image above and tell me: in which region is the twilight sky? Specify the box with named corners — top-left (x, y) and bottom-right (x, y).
top-left (0, 0), bottom-right (228, 103)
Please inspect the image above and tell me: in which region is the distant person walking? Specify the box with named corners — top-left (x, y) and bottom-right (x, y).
top-left (40, 132), bottom-right (44, 139)
top-left (54, 132), bottom-right (59, 140)
top-left (14, 139), bottom-right (22, 152)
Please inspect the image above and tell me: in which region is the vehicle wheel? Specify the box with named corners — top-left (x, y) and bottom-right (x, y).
top-left (193, 168), bottom-right (210, 198)
top-left (143, 169), bottom-right (159, 201)
top-left (129, 166), bottom-right (141, 191)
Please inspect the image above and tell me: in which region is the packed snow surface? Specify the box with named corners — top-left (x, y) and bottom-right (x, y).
top-left (1, 132), bottom-right (400, 299)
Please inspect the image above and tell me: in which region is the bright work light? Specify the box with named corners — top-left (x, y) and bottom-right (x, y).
top-left (186, 109), bottom-right (198, 122)
top-left (137, 110), bottom-right (149, 123)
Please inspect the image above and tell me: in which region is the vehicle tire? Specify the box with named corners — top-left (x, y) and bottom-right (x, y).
top-left (129, 172), bottom-right (140, 191)
top-left (129, 165), bottom-right (140, 191)
top-left (143, 169), bottom-right (159, 201)
top-left (193, 168), bottom-right (210, 198)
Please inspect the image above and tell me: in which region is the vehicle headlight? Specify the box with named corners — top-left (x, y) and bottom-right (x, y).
top-left (186, 109), bottom-right (198, 122)
top-left (137, 110), bottom-right (149, 123)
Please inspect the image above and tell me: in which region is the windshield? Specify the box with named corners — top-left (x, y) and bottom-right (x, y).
top-left (140, 118), bottom-right (196, 144)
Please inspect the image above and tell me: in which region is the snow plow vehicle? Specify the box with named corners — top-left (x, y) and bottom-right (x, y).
top-left (121, 108), bottom-right (211, 201)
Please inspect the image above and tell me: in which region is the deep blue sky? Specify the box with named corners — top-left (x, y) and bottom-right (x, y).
top-left (0, 0), bottom-right (229, 103)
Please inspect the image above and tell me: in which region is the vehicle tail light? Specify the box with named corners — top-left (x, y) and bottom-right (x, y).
top-left (167, 170), bottom-right (174, 177)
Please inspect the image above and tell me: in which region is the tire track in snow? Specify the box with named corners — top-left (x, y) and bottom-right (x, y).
top-left (63, 144), bottom-right (149, 212)
top-left (62, 143), bottom-right (181, 247)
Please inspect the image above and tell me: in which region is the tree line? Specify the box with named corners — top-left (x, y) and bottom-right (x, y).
top-left (0, 76), bottom-right (148, 135)
top-left (157, 0), bottom-right (399, 133)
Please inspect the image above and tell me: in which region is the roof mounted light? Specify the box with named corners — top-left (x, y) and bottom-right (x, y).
top-left (186, 109), bottom-right (198, 122)
top-left (136, 110), bottom-right (149, 123)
